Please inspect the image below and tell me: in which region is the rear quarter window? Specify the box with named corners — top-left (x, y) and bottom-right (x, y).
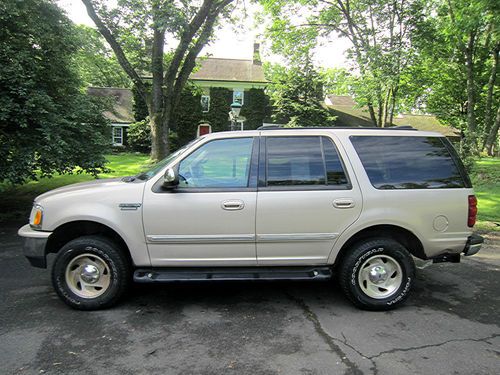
top-left (350, 136), bottom-right (470, 189)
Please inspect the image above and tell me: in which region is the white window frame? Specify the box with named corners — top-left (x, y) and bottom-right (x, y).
top-left (200, 95), bottom-right (210, 112)
top-left (112, 126), bottom-right (123, 146)
top-left (233, 90), bottom-right (244, 105)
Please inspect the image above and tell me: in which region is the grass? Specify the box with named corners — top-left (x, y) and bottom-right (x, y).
top-left (471, 157), bottom-right (500, 232)
top-left (1, 153), bottom-right (498, 232)
top-left (0, 153), bottom-right (151, 224)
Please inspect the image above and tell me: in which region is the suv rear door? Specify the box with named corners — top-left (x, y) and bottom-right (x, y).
top-left (256, 134), bottom-right (362, 265)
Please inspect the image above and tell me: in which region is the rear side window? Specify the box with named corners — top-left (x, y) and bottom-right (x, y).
top-left (350, 136), bottom-right (469, 189)
top-left (265, 136), bottom-right (349, 188)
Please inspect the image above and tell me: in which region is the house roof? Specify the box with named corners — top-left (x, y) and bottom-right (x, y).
top-left (87, 87), bottom-right (134, 123)
top-left (325, 98), bottom-right (460, 138)
top-left (190, 58), bottom-right (267, 83)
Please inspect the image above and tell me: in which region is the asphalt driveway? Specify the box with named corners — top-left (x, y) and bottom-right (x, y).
top-left (1, 222), bottom-right (499, 375)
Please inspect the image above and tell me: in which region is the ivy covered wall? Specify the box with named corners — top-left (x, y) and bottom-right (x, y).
top-left (130, 86), bottom-right (271, 151)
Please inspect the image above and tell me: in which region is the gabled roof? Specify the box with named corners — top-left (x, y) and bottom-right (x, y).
top-left (190, 58), bottom-right (267, 83)
top-left (87, 87), bottom-right (134, 123)
top-left (324, 96), bottom-right (460, 138)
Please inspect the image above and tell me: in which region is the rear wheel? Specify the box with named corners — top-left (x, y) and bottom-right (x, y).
top-left (339, 238), bottom-right (415, 310)
top-left (52, 236), bottom-right (130, 310)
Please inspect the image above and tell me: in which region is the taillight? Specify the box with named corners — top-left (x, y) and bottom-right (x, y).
top-left (468, 195), bottom-right (477, 227)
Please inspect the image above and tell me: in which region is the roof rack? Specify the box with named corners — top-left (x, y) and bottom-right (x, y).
top-left (256, 125), bottom-right (418, 131)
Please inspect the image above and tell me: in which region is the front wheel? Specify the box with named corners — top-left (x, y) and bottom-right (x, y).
top-left (51, 236), bottom-right (130, 310)
top-left (339, 238), bottom-right (415, 310)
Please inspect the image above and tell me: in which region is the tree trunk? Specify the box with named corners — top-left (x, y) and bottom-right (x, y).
top-left (482, 44), bottom-right (499, 150)
top-left (367, 103), bottom-right (377, 127)
top-left (149, 23), bottom-right (167, 161)
top-left (382, 88), bottom-right (391, 127)
top-left (388, 86), bottom-right (398, 126)
top-left (485, 106), bottom-right (500, 156)
top-left (465, 32), bottom-right (478, 151)
top-left (377, 94), bottom-right (383, 127)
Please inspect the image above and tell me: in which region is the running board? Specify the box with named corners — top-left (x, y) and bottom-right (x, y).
top-left (133, 266), bottom-right (332, 283)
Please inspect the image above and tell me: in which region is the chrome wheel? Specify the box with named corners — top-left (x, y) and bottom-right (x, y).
top-left (357, 254), bottom-right (403, 299)
top-left (65, 253), bottom-right (111, 299)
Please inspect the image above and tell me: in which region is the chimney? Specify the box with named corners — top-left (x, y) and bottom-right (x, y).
top-left (253, 43), bottom-right (262, 65)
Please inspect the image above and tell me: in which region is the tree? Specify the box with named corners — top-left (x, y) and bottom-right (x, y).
top-left (265, 61), bottom-right (336, 127)
top-left (262, 0), bottom-right (425, 127)
top-left (74, 25), bottom-right (132, 88)
top-left (81, 0), bottom-right (236, 161)
top-left (0, 0), bottom-right (110, 184)
top-left (409, 0), bottom-right (499, 154)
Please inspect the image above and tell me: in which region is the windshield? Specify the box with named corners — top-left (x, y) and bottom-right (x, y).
top-left (137, 138), bottom-right (202, 180)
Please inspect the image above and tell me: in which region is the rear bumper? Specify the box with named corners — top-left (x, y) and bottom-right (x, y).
top-left (463, 233), bottom-right (484, 256)
top-left (18, 224), bottom-right (52, 268)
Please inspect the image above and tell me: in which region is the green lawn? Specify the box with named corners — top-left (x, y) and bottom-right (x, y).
top-left (471, 157), bottom-right (500, 231)
top-left (1, 153), bottom-right (499, 232)
top-left (0, 153), bottom-right (151, 223)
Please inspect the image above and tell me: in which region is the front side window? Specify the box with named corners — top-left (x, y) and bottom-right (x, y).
top-left (351, 136), bottom-right (467, 189)
top-left (178, 138), bottom-right (254, 188)
top-left (265, 136), bottom-right (349, 188)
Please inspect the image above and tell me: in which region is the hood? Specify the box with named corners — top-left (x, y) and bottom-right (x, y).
top-left (36, 178), bottom-right (128, 202)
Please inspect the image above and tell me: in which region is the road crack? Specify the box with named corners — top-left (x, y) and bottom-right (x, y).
top-left (285, 291), bottom-right (367, 375)
top-left (368, 333), bottom-right (500, 359)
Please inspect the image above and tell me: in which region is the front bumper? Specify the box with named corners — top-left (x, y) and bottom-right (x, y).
top-left (18, 224), bottom-right (52, 268)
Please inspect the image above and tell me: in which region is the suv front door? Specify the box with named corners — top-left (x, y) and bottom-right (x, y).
top-left (143, 136), bottom-right (258, 266)
top-left (256, 135), bottom-right (362, 265)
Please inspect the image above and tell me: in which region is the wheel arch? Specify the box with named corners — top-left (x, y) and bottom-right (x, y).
top-left (333, 224), bottom-right (426, 268)
top-left (46, 220), bottom-right (132, 265)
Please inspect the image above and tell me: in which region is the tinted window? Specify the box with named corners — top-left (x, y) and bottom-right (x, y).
top-left (351, 136), bottom-right (466, 189)
top-left (178, 138), bottom-right (253, 188)
top-left (323, 138), bottom-right (349, 185)
top-left (265, 136), bottom-right (348, 187)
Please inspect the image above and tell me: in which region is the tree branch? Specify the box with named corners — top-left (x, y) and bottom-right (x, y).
top-left (81, 0), bottom-right (147, 100)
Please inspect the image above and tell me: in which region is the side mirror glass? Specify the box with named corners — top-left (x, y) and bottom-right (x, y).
top-left (163, 167), bottom-right (179, 189)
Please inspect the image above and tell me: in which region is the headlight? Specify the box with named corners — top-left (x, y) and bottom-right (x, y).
top-left (29, 204), bottom-right (44, 230)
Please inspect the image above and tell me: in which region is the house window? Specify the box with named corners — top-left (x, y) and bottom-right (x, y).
top-left (112, 126), bottom-right (123, 146)
top-left (200, 95), bottom-right (210, 112)
top-left (233, 90), bottom-right (244, 105)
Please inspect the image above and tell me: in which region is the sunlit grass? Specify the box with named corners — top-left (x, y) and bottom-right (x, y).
top-left (0, 153), bottom-right (151, 223)
top-left (471, 157), bottom-right (500, 231)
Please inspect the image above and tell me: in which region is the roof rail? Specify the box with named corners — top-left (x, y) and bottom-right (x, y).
top-left (256, 125), bottom-right (418, 131)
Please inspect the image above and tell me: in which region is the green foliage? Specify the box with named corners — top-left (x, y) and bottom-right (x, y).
top-left (265, 62), bottom-right (336, 127)
top-left (321, 68), bottom-right (352, 96)
top-left (132, 85), bottom-right (149, 122)
top-left (127, 119), bottom-right (151, 153)
top-left (240, 89), bottom-right (273, 130)
top-left (0, 0), bottom-right (110, 184)
top-left (205, 87), bottom-right (232, 132)
top-left (74, 25), bottom-right (131, 88)
top-left (173, 86), bottom-right (203, 145)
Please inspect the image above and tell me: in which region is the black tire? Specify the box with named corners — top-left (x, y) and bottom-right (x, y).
top-left (339, 238), bottom-right (415, 311)
top-left (51, 235), bottom-right (130, 310)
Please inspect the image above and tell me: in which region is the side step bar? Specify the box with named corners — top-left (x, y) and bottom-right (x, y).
top-left (134, 266), bottom-right (332, 283)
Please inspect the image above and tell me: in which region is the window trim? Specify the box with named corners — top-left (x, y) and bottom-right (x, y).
top-left (152, 137), bottom-right (259, 193)
top-left (112, 126), bottom-right (123, 146)
top-left (233, 90), bottom-right (244, 105)
top-left (258, 135), bottom-right (352, 191)
top-left (200, 94), bottom-right (210, 113)
top-left (349, 135), bottom-right (468, 190)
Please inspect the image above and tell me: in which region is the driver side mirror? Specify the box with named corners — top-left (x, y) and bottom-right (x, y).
top-left (163, 167), bottom-right (179, 189)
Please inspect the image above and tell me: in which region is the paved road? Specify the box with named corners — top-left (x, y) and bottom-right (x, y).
top-left (1, 223), bottom-right (499, 375)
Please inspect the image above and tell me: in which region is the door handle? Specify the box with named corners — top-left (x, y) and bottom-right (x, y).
top-left (333, 198), bottom-right (355, 209)
top-left (221, 200), bottom-right (245, 211)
